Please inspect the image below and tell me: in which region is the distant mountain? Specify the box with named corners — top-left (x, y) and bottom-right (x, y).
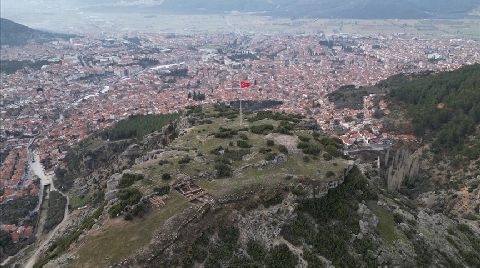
top-left (0, 18), bottom-right (73, 46)
top-left (157, 0), bottom-right (480, 19)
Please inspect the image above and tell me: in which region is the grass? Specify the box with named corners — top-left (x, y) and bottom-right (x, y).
top-left (61, 105), bottom-right (351, 267)
top-left (72, 193), bottom-right (189, 268)
top-left (72, 105), bottom-right (348, 265)
top-left (126, 110), bottom-right (348, 198)
top-left (69, 194), bottom-right (89, 210)
top-left (134, 155), bottom-right (215, 191)
top-left (367, 201), bottom-right (399, 245)
top-left (199, 154), bottom-right (347, 197)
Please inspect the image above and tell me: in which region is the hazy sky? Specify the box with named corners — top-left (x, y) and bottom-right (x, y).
top-left (2, 0), bottom-right (479, 36)
top-left (1, 0), bottom-right (112, 33)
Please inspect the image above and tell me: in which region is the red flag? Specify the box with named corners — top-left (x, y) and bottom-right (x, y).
top-left (240, 81), bottom-right (251, 88)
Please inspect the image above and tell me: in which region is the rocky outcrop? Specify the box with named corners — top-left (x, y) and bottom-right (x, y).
top-left (237, 194), bottom-right (297, 248)
top-left (114, 204), bottom-right (209, 267)
top-left (383, 148), bottom-right (420, 191)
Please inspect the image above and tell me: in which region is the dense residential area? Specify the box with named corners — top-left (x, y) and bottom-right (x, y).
top-left (2, 33), bottom-right (479, 169)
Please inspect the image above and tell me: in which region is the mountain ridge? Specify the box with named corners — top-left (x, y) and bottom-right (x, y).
top-left (0, 18), bottom-right (74, 46)
top-left (155, 0), bottom-right (480, 19)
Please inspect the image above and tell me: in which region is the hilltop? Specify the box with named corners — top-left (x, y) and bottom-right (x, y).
top-left (16, 103), bottom-right (350, 267)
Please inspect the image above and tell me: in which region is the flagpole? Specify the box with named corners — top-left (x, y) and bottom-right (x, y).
top-left (239, 80), bottom-right (250, 126)
top-left (240, 98), bottom-right (243, 127)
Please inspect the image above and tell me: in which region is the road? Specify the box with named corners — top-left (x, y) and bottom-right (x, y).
top-left (23, 151), bottom-right (70, 268)
top-left (30, 150), bottom-right (55, 189)
top-left (344, 144), bottom-right (391, 155)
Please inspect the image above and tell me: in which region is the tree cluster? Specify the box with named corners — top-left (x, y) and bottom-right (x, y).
top-left (388, 64), bottom-right (480, 155)
top-left (281, 166), bottom-right (378, 267)
top-left (188, 90), bottom-right (206, 101)
top-left (101, 113), bottom-right (179, 141)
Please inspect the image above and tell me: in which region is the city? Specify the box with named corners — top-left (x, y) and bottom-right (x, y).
top-left (1, 5), bottom-right (480, 266)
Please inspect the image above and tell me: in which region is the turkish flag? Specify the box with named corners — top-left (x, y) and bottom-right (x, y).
top-left (240, 81), bottom-right (251, 88)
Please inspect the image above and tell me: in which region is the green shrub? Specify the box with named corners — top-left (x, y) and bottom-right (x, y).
top-left (266, 139), bottom-right (275, 146)
top-left (278, 145), bottom-right (288, 154)
top-left (224, 148), bottom-right (250, 161)
top-left (154, 185), bottom-right (170, 196)
top-left (214, 127), bottom-right (238, 138)
top-left (161, 173), bottom-right (171, 180)
top-left (413, 238), bottom-right (433, 266)
top-left (393, 213), bottom-right (404, 223)
top-left (275, 121), bottom-right (295, 135)
top-left (119, 173), bottom-right (144, 188)
top-left (297, 141), bottom-right (310, 149)
top-left (130, 202), bottom-right (146, 217)
top-left (303, 144), bottom-right (321, 156)
top-left (265, 152), bottom-right (277, 161)
top-left (178, 155), bottom-right (192, 164)
top-left (215, 163), bottom-right (232, 178)
top-left (262, 192), bottom-right (284, 208)
top-left (109, 188), bottom-right (142, 218)
top-left (237, 140), bottom-right (251, 148)
top-left (218, 226), bottom-right (239, 246)
top-left (298, 140), bottom-right (322, 155)
top-left (266, 244), bottom-right (298, 268)
top-left (250, 124), bottom-right (274, 134)
top-left (239, 133), bottom-right (249, 140)
top-left (247, 240), bottom-right (267, 261)
top-left (325, 144), bottom-right (342, 158)
top-left (118, 188), bottom-right (142, 205)
top-left (109, 203), bottom-right (124, 217)
top-left (123, 212), bottom-right (133, 220)
top-left (158, 159), bottom-right (170, 165)
top-left (185, 105), bottom-right (202, 115)
top-left (323, 153), bottom-right (333, 161)
top-left (298, 135), bottom-right (311, 142)
top-left (304, 249), bottom-right (325, 268)
top-left (259, 147), bottom-right (272, 154)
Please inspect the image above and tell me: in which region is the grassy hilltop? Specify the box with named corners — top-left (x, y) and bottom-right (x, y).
top-left (35, 104), bottom-right (351, 267)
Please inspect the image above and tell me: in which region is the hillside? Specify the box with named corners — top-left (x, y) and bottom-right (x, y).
top-left (380, 65), bottom-right (480, 216)
top-left (328, 65), bottom-right (480, 157)
top-left (328, 65), bottom-right (480, 185)
top-left (0, 18), bottom-right (73, 46)
top-left (326, 66), bottom-right (480, 266)
top-left (388, 65), bottom-right (480, 155)
top-left (4, 101), bottom-right (479, 267)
